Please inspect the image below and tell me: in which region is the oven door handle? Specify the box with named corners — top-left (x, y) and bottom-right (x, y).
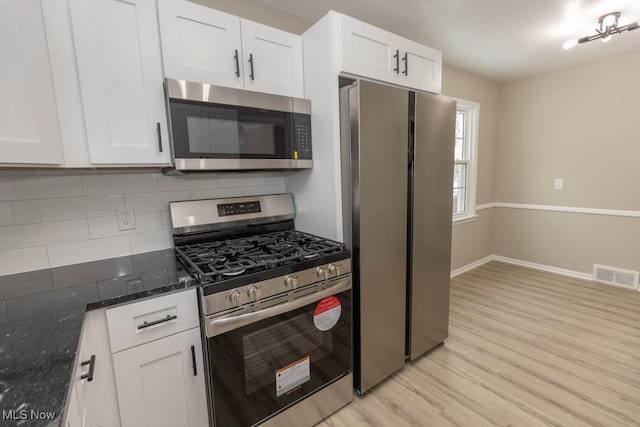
top-left (207, 277), bottom-right (351, 337)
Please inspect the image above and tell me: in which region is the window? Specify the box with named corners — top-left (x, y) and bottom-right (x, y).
top-left (453, 99), bottom-right (479, 222)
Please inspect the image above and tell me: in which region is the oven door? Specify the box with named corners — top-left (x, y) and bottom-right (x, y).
top-left (207, 278), bottom-right (352, 427)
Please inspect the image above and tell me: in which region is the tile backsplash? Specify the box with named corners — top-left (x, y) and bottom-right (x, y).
top-left (0, 170), bottom-right (285, 275)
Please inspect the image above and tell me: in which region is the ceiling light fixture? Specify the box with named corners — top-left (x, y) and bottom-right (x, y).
top-left (563, 11), bottom-right (639, 49)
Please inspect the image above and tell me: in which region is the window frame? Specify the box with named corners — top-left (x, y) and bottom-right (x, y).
top-left (451, 98), bottom-right (479, 224)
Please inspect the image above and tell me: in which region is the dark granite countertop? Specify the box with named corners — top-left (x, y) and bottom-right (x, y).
top-left (0, 249), bottom-right (196, 426)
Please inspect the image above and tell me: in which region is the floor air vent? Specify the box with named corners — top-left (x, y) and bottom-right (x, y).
top-left (592, 264), bottom-right (639, 290)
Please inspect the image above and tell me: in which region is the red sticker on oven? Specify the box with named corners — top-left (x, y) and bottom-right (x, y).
top-left (313, 296), bottom-right (341, 331)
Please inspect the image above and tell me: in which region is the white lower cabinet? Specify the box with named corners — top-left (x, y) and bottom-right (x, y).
top-left (112, 327), bottom-right (208, 427)
top-left (65, 309), bottom-right (121, 427)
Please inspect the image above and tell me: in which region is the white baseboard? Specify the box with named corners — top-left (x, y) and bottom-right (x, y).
top-left (451, 254), bottom-right (593, 281)
top-left (451, 255), bottom-right (494, 278)
top-left (491, 255), bottom-right (593, 281)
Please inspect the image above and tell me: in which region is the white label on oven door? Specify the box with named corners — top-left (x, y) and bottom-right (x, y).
top-left (313, 296), bottom-right (342, 331)
top-left (276, 356), bottom-right (310, 397)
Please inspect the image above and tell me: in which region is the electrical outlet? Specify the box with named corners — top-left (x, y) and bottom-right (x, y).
top-left (116, 206), bottom-right (136, 231)
top-left (554, 178), bottom-right (564, 190)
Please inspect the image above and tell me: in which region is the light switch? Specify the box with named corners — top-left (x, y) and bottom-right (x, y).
top-left (554, 178), bottom-right (564, 190)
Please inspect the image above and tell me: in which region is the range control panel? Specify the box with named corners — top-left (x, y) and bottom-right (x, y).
top-left (217, 201), bottom-right (262, 217)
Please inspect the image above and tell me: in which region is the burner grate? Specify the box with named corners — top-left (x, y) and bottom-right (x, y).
top-left (175, 229), bottom-right (346, 283)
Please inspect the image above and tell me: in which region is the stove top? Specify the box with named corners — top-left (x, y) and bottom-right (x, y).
top-left (175, 229), bottom-right (347, 284)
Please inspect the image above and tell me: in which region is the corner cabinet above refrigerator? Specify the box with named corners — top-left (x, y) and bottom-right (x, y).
top-left (337, 13), bottom-right (442, 94)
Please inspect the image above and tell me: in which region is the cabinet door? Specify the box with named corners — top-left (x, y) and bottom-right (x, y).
top-left (68, 0), bottom-right (170, 165)
top-left (113, 328), bottom-right (208, 427)
top-left (0, 0), bottom-right (64, 165)
top-left (241, 19), bottom-right (304, 97)
top-left (338, 14), bottom-right (399, 85)
top-left (158, 0), bottom-right (243, 88)
top-left (399, 41), bottom-right (442, 94)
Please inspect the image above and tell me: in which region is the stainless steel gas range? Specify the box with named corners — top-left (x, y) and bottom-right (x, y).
top-left (170, 194), bottom-right (353, 427)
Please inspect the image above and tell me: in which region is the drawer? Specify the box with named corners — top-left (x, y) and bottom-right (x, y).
top-left (106, 289), bottom-right (199, 353)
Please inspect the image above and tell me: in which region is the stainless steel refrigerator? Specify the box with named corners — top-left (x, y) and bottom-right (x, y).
top-left (340, 79), bottom-right (456, 394)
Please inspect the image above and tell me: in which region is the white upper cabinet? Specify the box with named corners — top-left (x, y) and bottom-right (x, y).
top-left (68, 0), bottom-right (170, 165)
top-left (399, 40), bottom-right (442, 94)
top-left (158, 0), bottom-right (244, 89)
top-left (0, 0), bottom-right (64, 165)
top-left (338, 15), bottom-right (399, 84)
top-left (240, 19), bottom-right (304, 98)
top-left (158, 0), bottom-right (304, 98)
top-left (337, 13), bottom-right (442, 94)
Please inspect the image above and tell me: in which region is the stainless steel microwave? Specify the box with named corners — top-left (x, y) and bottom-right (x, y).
top-left (165, 78), bottom-right (312, 172)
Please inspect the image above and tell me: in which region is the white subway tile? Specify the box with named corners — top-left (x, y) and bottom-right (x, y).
top-left (0, 200), bottom-right (41, 226)
top-left (0, 176), bottom-right (82, 201)
top-left (0, 246), bottom-right (50, 275)
top-left (124, 191), bottom-right (189, 212)
top-left (39, 195), bottom-right (124, 221)
top-left (0, 170), bottom-right (34, 176)
top-left (81, 173), bottom-right (158, 196)
top-left (218, 173), bottom-right (265, 188)
top-left (161, 210), bottom-right (171, 229)
top-left (32, 169), bottom-right (88, 175)
top-left (0, 220), bottom-right (89, 251)
top-left (47, 236), bottom-right (131, 267)
top-left (189, 187), bottom-right (242, 200)
top-left (130, 230), bottom-right (173, 254)
top-left (264, 173), bottom-right (286, 185)
top-left (157, 174), bottom-right (218, 191)
top-left (88, 212), bottom-right (163, 239)
top-left (243, 184), bottom-right (286, 196)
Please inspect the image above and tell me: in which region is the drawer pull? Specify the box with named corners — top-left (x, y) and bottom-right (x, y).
top-left (80, 355), bottom-right (96, 382)
top-left (137, 314), bottom-right (177, 330)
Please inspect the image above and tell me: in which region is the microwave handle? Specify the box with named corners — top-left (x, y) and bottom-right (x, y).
top-left (207, 277), bottom-right (351, 337)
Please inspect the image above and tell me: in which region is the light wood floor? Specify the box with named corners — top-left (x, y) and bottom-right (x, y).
top-left (319, 261), bottom-right (640, 427)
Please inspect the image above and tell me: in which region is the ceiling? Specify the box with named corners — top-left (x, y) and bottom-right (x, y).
top-left (254, 0), bottom-right (640, 81)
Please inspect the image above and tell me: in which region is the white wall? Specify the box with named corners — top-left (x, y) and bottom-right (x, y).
top-left (0, 170), bottom-right (284, 275)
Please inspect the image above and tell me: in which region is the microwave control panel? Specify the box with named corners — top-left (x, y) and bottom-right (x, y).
top-left (293, 114), bottom-right (312, 160)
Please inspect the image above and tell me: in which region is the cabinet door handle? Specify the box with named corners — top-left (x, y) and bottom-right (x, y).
top-left (393, 49), bottom-right (399, 73)
top-left (402, 52), bottom-right (408, 76)
top-left (190, 345), bottom-right (198, 376)
top-left (137, 314), bottom-right (177, 330)
top-left (80, 355), bottom-right (96, 382)
top-left (234, 49), bottom-right (240, 77)
top-left (248, 53), bottom-right (255, 80)
top-left (156, 122), bottom-right (163, 152)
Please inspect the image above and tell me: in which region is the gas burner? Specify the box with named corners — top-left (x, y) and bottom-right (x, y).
top-left (198, 253), bottom-right (227, 264)
top-left (175, 229), bottom-right (347, 284)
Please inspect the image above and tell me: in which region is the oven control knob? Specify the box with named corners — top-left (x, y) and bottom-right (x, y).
top-left (247, 286), bottom-right (260, 301)
top-left (284, 275), bottom-right (298, 289)
top-left (229, 290), bottom-right (242, 306)
top-left (328, 264), bottom-right (340, 276)
top-left (316, 267), bottom-right (329, 280)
